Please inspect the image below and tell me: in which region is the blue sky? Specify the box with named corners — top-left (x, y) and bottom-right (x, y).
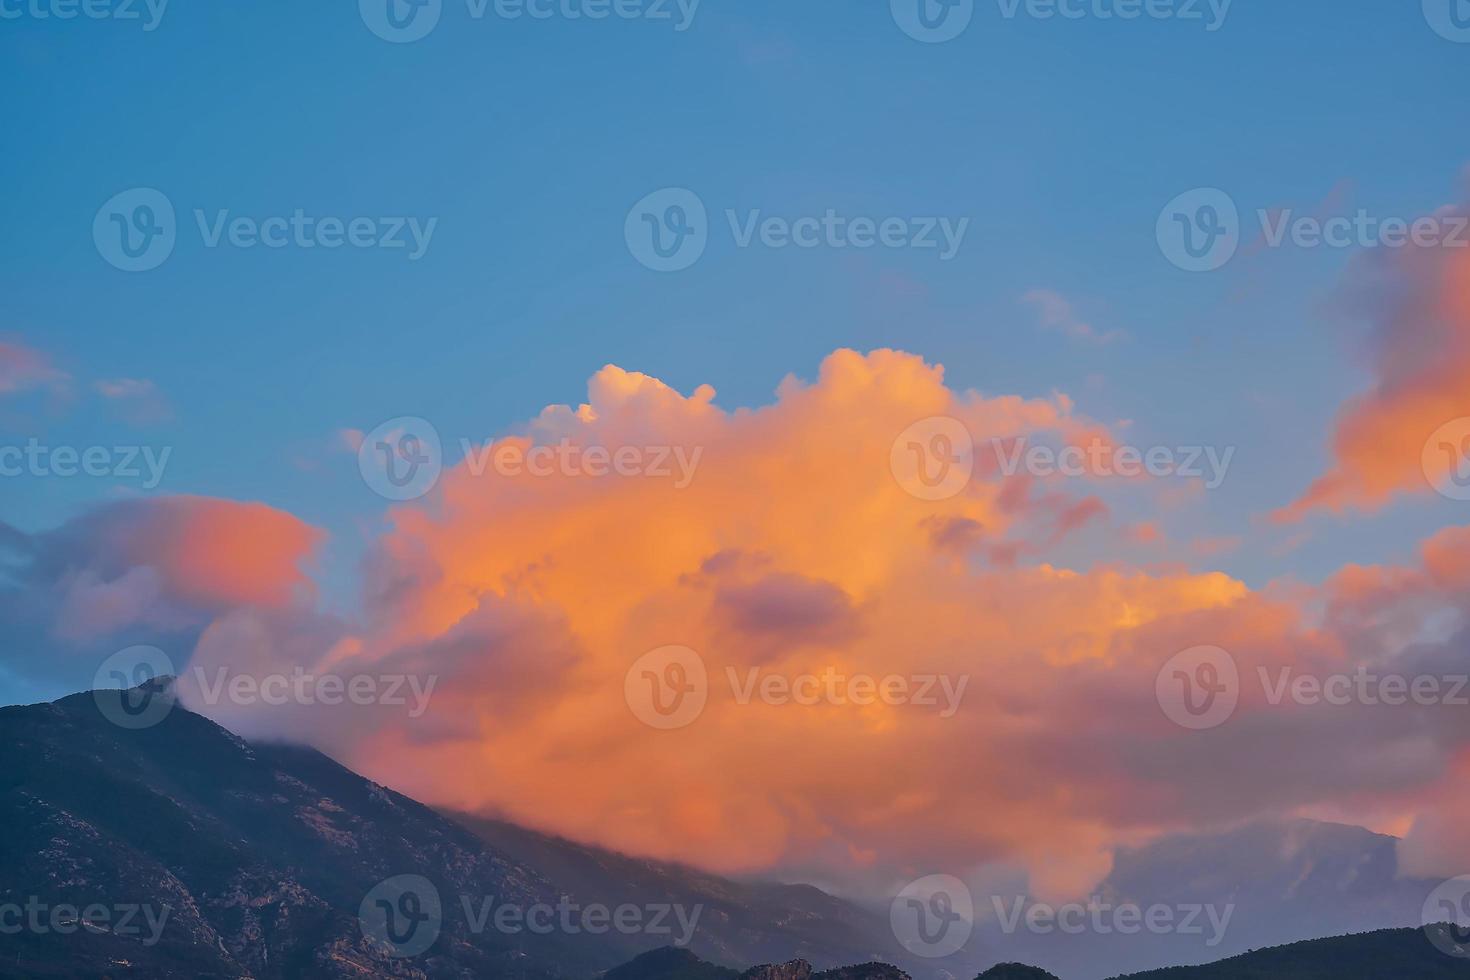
top-left (3, 0), bottom-right (1469, 620)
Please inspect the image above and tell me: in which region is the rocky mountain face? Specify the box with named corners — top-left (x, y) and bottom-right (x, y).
top-left (606, 951), bottom-right (910, 980)
top-left (456, 815), bottom-right (959, 978)
top-left (0, 683), bottom-right (600, 979)
top-left (0, 685), bottom-right (959, 980)
top-left (2, 682), bottom-right (1456, 980)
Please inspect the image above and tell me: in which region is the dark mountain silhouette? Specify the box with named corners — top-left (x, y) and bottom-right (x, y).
top-left (1111, 926), bottom-right (1470, 979)
top-left (456, 815), bottom-right (954, 976)
top-left (977, 966), bottom-right (1061, 980)
top-left (603, 947), bottom-right (741, 980)
top-left (0, 679), bottom-right (578, 979)
top-left (0, 684), bottom-right (954, 979)
top-left (606, 951), bottom-right (908, 980)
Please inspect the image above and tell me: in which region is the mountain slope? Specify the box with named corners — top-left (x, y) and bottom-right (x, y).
top-left (0, 682), bottom-right (591, 979)
top-left (454, 815), bottom-right (956, 977)
top-left (1113, 926), bottom-right (1470, 979)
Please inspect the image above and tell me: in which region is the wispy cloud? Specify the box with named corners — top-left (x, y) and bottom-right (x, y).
top-left (1022, 289), bottom-right (1127, 345)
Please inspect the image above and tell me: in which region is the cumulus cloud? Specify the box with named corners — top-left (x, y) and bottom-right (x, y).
top-left (8, 349), bottom-right (1470, 903)
top-left (0, 496), bottom-right (323, 692)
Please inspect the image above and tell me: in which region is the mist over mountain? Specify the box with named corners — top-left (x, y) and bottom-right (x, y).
top-left (2, 682), bottom-right (1461, 980)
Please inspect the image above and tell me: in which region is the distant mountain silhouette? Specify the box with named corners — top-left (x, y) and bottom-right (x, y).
top-left (976, 963), bottom-right (1058, 980)
top-left (604, 947), bottom-right (740, 980)
top-left (976, 965), bottom-right (1062, 980)
top-left (1111, 926), bottom-right (1470, 979)
top-left (974, 817), bottom-right (1442, 978)
top-left (606, 951), bottom-right (909, 980)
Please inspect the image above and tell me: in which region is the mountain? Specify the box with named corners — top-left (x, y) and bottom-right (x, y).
top-left (2, 681), bottom-right (1454, 980)
top-left (610, 930), bottom-right (1470, 980)
top-left (976, 967), bottom-right (1061, 980)
top-left (0, 681), bottom-right (627, 979)
top-left (603, 947), bottom-right (741, 980)
top-left (0, 683), bottom-right (960, 979)
top-left (972, 818), bottom-right (1440, 979)
top-left (605, 951), bottom-right (907, 980)
top-left (454, 815), bottom-right (958, 977)
top-left (1112, 926), bottom-right (1470, 979)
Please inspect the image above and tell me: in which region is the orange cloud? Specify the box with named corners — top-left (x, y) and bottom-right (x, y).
top-left (1276, 206), bottom-right (1470, 521)
top-left (218, 350), bottom-right (1311, 897)
top-left (46, 496), bottom-right (324, 629)
top-left (75, 350), bottom-right (1469, 902)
